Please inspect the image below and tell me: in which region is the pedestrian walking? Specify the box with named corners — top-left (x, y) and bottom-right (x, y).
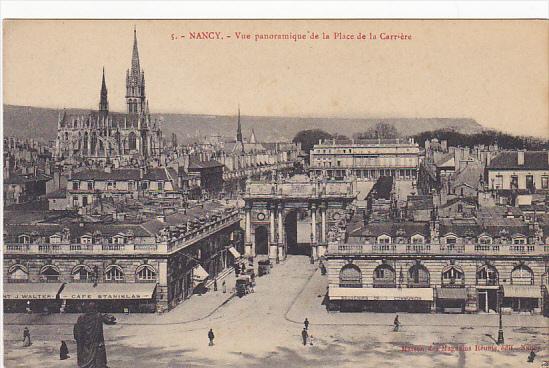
top-left (22, 327), bottom-right (31, 347)
top-left (527, 350), bottom-right (536, 363)
top-left (208, 329), bottom-right (215, 346)
top-left (301, 328), bottom-right (308, 346)
top-left (222, 280), bottom-right (226, 293)
top-left (59, 340), bottom-right (69, 360)
top-left (393, 315), bottom-right (400, 332)
top-left (26, 300), bottom-right (31, 314)
top-left (214, 279), bottom-right (218, 291)
top-left (304, 318), bottom-right (309, 330)
top-left (309, 335), bottom-right (314, 346)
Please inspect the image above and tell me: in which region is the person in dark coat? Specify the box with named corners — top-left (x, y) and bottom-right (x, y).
top-left (73, 302), bottom-right (108, 368)
top-left (22, 327), bottom-right (31, 347)
top-left (527, 350), bottom-right (536, 363)
top-left (60, 340), bottom-right (70, 360)
top-left (304, 318), bottom-right (309, 330)
top-left (208, 329), bottom-right (215, 346)
top-left (393, 315), bottom-right (400, 332)
top-left (301, 328), bottom-right (308, 346)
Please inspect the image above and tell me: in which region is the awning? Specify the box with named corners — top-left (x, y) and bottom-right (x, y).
top-left (228, 246), bottom-right (241, 258)
top-left (3, 283), bottom-right (64, 300)
top-left (503, 285), bottom-right (541, 299)
top-left (59, 283), bottom-right (157, 300)
top-left (192, 265), bottom-right (209, 282)
top-left (329, 286), bottom-right (433, 301)
top-left (436, 287), bottom-right (467, 300)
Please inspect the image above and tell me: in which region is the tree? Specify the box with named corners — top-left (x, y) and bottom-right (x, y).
top-left (354, 122), bottom-right (399, 139)
top-left (292, 129), bottom-right (333, 154)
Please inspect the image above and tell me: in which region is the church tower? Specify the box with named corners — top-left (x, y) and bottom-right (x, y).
top-left (236, 105), bottom-right (243, 143)
top-left (99, 67), bottom-right (109, 114)
top-left (126, 28), bottom-right (146, 116)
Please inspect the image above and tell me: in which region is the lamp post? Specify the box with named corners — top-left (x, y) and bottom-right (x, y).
top-left (497, 285), bottom-right (504, 345)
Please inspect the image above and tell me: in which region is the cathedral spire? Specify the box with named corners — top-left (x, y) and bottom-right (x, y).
top-left (131, 26), bottom-right (140, 77)
top-left (236, 105), bottom-right (243, 143)
top-left (99, 67), bottom-right (109, 113)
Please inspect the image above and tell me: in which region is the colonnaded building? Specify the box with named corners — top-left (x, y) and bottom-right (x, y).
top-left (309, 138), bottom-right (420, 181)
top-left (54, 29), bottom-right (163, 165)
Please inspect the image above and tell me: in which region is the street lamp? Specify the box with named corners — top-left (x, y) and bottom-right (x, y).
top-left (497, 285), bottom-right (504, 345)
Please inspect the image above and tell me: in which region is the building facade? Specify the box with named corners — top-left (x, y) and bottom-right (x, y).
top-left (309, 138), bottom-right (420, 181)
top-left (326, 212), bottom-right (548, 314)
top-left (3, 204), bottom-right (243, 313)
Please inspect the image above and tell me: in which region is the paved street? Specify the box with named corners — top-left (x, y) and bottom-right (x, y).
top-left (4, 255), bottom-right (548, 368)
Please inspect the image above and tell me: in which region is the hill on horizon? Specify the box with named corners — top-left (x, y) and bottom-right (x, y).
top-left (3, 104), bottom-right (485, 144)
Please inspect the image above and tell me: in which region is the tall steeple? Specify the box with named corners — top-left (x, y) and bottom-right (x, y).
top-left (236, 105), bottom-right (243, 143)
top-left (131, 26), bottom-right (140, 77)
top-left (126, 26), bottom-right (146, 116)
top-left (99, 67), bottom-right (109, 113)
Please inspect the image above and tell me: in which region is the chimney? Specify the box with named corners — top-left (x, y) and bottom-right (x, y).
top-left (517, 151), bottom-right (525, 166)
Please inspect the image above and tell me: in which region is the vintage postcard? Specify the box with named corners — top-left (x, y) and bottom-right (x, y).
top-left (2, 15), bottom-right (548, 368)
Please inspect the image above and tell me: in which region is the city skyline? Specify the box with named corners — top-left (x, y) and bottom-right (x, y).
top-left (3, 19), bottom-right (548, 138)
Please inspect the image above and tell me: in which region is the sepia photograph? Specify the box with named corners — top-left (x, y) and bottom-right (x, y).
top-left (1, 4), bottom-right (548, 368)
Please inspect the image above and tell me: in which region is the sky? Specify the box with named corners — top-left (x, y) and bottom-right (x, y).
top-left (3, 19), bottom-right (548, 137)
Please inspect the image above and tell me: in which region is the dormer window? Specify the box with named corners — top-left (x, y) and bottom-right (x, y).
top-left (80, 235), bottom-right (93, 244)
top-left (87, 181), bottom-right (94, 190)
top-left (72, 181), bottom-right (79, 190)
top-left (446, 236), bottom-right (457, 245)
top-left (377, 234), bottom-right (392, 244)
top-left (49, 234), bottom-right (62, 244)
top-left (411, 234), bottom-right (424, 244)
top-left (479, 236), bottom-right (492, 245)
top-left (512, 236), bottom-right (526, 245)
top-left (18, 234), bottom-right (30, 244)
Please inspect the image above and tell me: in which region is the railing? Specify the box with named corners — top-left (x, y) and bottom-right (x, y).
top-left (3, 211), bottom-right (240, 257)
top-left (373, 279), bottom-right (397, 288)
top-left (327, 243), bottom-right (549, 256)
top-left (245, 180), bottom-right (355, 198)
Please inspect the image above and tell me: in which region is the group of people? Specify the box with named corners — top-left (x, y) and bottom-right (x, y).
top-left (22, 327), bottom-right (69, 360)
top-left (301, 318), bottom-right (314, 346)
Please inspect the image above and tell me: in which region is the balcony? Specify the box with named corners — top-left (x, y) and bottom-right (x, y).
top-left (3, 211), bottom-right (240, 257)
top-left (326, 242), bottom-right (548, 257)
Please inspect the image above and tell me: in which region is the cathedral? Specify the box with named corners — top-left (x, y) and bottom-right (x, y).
top-left (54, 29), bottom-right (163, 165)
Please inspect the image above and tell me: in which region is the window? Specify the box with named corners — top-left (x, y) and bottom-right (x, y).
top-left (446, 237), bottom-right (457, 245)
top-left (511, 265), bottom-right (533, 285)
top-left (510, 175), bottom-right (519, 190)
top-left (8, 265), bottom-right (28, 282)
top-left (157, 181), bottom-right (164, 191)
top-left (494, 175), bottom-right (503, 189)
top-left (80, 236), bottom-right (92, 244)
top-left (49, 235), bottom-right (61, 244)
top-left (72, 265), bottom-right (93, 281)
top-left (373, 264), bottom-right (396, 287)
top-left (477, 265), bottom-right (498, 285)
top-left (377, 235), bottom-right (392, 244)
top-left (442, 266), bottom-right (464, 280)
top-left (542, 176), bottom-right (549, 189)
top-left (18, 234), bottom-right (30, 244)
top-left (72, 195), bottom-right (79, 207)
top-left (480, 236), bottom-right (492, 245)
top-left (411, 235), bottom-right (424, 244)
top-left (128, 181), bottom-right (134, 191)
top-left (136, 265), bottom-right (156, 281)
top-left (87, 181), bottom-right (94, 190)
top-left (105, 266), bottom-right (124, 282)
top-left (142, 181), bottom-right (149, 190)
top-left (339, 264), bottom-right (362, 288)
top-left (72, 181), bottom-right (79, 190)
top-left (40, 265), bottom-right (60, 282)
top-left (513, 237), bottom-right (526, 245)
top-left (408, 264), bottom-right (430, 286)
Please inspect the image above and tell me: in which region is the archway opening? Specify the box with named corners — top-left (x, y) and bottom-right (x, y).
top-left (254, 226), bottom-right (268, 255)
top-left (285, 211), bottom-right (306, 255)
